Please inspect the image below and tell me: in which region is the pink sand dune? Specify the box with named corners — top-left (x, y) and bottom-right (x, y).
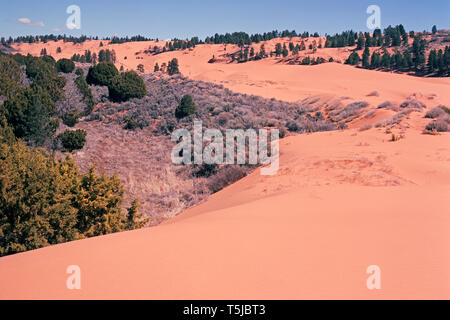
top-left (0, 128), bottom-right (449, 299)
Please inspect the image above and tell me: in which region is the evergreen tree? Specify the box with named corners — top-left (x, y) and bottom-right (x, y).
top-left (58, 129), bottom-right (87, 152)
top-left (356, 34), bottom-right (365, 50)
top-left (412, 35), bottom-right (427, 70)
top-left (98, 49), bottom-right (105, 62)
top-left (432, 25), bottom-right (437, 34)
top-left (108, 71), bottom-right (147, 102)
top-left (175, 94), bottom-right (196, 119)
top-left (56, 58), bottom-right (75, 73)
top-left (243, 46), bottom-right (249, 61)
top-left (86, 62), bottom-right (119, 86)
top-left (403, 51), bottom-right (413, 68)
top-left (250, 47), bottom-right (255, 58)
top-left (167, 58), bottom-right (179, 75)
top-left (381, 53), bottom-right (391, 69)
top-left (428, 50), bottom-right (438, 71)
top-left (300, 41), bottom-right (306, 51)
top-left (437, 49), bottom-right (445, 74)
top-left (362, 47), bottom-right (370, 68)
top-left (258, 44), bottom-right (266, 58)
top-left (401, 32), bottom-right (408, 45)
top-left (275, 43), bottom-right (282, 57)
top-left (370, 52), bottom-right (381, 69)
top-left (345, 52), bottom-right (360, 65)
top-left (126, 200), bottom-right (148, 229)
top-left (282, 43), bottom-right (289, 57)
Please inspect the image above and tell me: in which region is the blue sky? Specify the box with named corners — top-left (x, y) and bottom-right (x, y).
top-left (1, 0), bottom-right (448, 39)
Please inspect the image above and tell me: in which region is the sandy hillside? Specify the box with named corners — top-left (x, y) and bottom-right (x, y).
top-left (12, 39), bottom-right (450, 104)
top-left (1, 39), bottom-right (449, 299)
top-left (0, 109), bottom-right (449, 299)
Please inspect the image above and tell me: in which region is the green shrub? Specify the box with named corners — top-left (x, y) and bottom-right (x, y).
top-left (3, 85), bottom-right (58, 145)
top-left (0, 139), bottom-right (146, 257)
top-left (86, 62), bottom-right (118, 86)
top-left (58, 129), bottom-right (87, 152)
top-left (12, 53), bottom-right (27, 65)
top-left (167, 58), bottom-right (180, 75)
top-left (41, 55), bottom-right (56, 65)
top-left (425, 120), bottom-right (448, 132)
top-left (346, 52), bottom-right (361, 65)
top-left (74, 74), bottom-right (94, 115)
top-left (75, 67), bottom-right (84, 76)
top-left (108, 71), bottom-right (147, 102)
top-left (25, 55), bottom-right (65, 102)
top-left (56, 58), bottom-right (75, 73)
top-left (62, 111), bottom-right (79, 127)
top-left (123, 115), bottom-right (149, 130)
top-left (175, 94), bottom-right (196, 119)
top-left (0, 54), bottom-right (22, 96)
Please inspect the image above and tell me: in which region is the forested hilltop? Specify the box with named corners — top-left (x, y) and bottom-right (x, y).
top-left (2, 24), bottom-right (448, 77)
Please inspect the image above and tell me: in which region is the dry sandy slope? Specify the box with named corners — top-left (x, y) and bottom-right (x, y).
top-left (12, 39), bottom-right (450, 103)
top-left (0, 126), bottom-right (449, 299)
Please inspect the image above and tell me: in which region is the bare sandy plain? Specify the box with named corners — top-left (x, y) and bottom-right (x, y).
top-left (0, 39), bottom-right (449, 299)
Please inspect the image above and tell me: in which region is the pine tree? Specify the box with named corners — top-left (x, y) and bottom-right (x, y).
top-left (381, 53), bottom-right (391, 69)
top-left (362, 47), bottom-right (370, 68)
top-left (282, 43), bottom-right (288, 57)
top-left (105, 49), bottom-right (111, 63)
top-left (275, 43), bottom-right (282, 57)
top-left (167, 58), bottom-right (179, 75)
top-left (243, 46), bottom-right (249, 61)
top-left (154, 62), bottom-right (160, 72)
top-left (175, 94), bottom-right (196, 119)
top-left (432, 25), bottom-right (437, 34)
top-left (401, 33), bottom-right (409, 45)
top-left (259, 44), bottom-right (266, 58)
top-left (403, 51), bottom-right (413, 69)
top-left (250, 47), bottom-right (255, 57)
top-left (346, 52), bottom-right (360, 65)
top-left (370, 52), bottom-right (381, 69)
top-left (437, 49), bottom-right (445, 74)
top-left (357, 34), bottom-right (365, 50)
top-left (98, 50), bottom-right (105, 62)
top-left (300, 41), bottom-right (306, 51)
top-left (428, 50), bottom-right (437, 71)
top-left (412, 35), bottom-right (427, 70)
top-left (126, 199), bottom-right (148, 229)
